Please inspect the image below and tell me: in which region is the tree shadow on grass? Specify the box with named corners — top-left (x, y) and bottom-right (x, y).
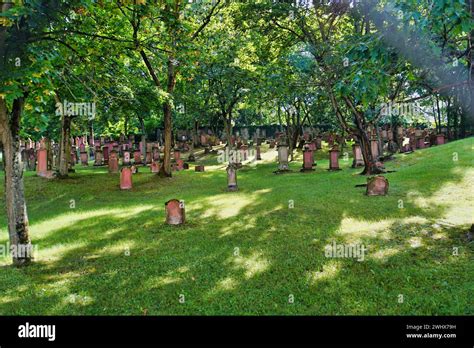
top-left (0, 140), bottom-right (472, 315)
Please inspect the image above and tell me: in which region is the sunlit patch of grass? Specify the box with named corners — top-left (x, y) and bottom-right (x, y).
top-left (0, 138), bottom-right (472, 315)
top-left (231, 251), bottom-right (270, 279)
top-left (307, 260), bottom-right (342, 283)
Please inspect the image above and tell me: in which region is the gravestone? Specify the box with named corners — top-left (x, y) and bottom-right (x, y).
top-left (120, 167), bottom-right (133, 190)
top-left (27, 149), bottom-right (36, 171)
top-left (36, 148), bottom-right (48, 176)
top-left (174, 149), bottom-right (181, 161)
top-left (315, 136), bottom-right (322, 150)
top-left (274, 144), bottom-right (291, 174)
top-left (123, 150), bottom-right (131, 165)
top-left (300, 146), bottom-right (314, 172)
top-left (103, 146), bottom-right (109, 165)
top-left (436, 134), bottom-right (445, 145)
top-left (133, 149), bottom-right (142, 165)
top-left (176, 159), bottom-right (184, 171)
top-left (226, 163), bottom-right (238, 191)
top-left (256, 145), bottom-right (261, 160)
top-left (366, 176), bottom-right (389, 196)
top-left (200, 134), bottom-right (208, 146)
top-left (329, 146), bottom-right (341, 171)
top-left (94, 147), bottom-right (103, 166)
top-left (370, 139), bottom-right (379, 159)
top-left (152, 145), bottom-right (160, 162)
top-left (80, 151), bottom-right (88, 166)
top-left (108, 150), bottom-right (119, 173)
top-left (352, 144), bottom-right (365, 168)
top-left (150, 161), bottom-right (160, 173)
top-left (165, 199), bottom-right (185, 225)
top-left (409, 134), bottom-right (417, 151)
top-left (417, 137), bottom-right (425, 149)
top-left (240, 145), bottom-right (248, 161)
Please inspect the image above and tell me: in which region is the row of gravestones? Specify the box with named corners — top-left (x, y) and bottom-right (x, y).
top-left (270, 131), bottom-right (448, 196)
top-left (118, 148), bottom-right (207, 190)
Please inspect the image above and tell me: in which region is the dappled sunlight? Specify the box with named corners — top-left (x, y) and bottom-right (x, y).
top-left (336, 215), bottom-right (440, 245)
top-left (219, 217), bottom-right (257, 237)
top-left (408, 237), bottom-right (423, 248)
top-left (336, 215), bottom-right (393, 242)
top-left (210, 277), bottom-right (239, 295)
top-left (29, 205), bottom-right (154, 240)
top-left (114, 205), bottom-right (155, 218)
top-left (197, 189), bottom-right (272, 220)
top-left (97, 240), bottom-right (139, 257)
top-left (370, 247), bottom-right (401, 261)
top-left (143, 267), bottom-right (189, 289)
top-left (143, 275), bottom-right (182, 289)
top-left (202, 195), bottom-right (253, 219)
top-left (62, 293), bottom-right (93, 306)
top-left (306, 260), bottom-right (342, 284)
top-left (409, 168), bottom-right (474, 226)
top-left (0, 294), bottom-right (22, 307)
top-left (230, 251), bottom-right (270, 279)
top-left (35, 241), bottom-right (87, 264)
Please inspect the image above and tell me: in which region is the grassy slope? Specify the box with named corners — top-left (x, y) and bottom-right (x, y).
top-left (0, 138), bottom-right (472, 315)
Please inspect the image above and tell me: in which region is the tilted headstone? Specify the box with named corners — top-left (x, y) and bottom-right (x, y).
top-left (366, 176), bottom-right (389, 196)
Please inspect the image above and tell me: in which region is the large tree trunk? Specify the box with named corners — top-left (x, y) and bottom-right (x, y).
top-left (138, 116), bottom-right (147, 157)
top-left (224, 113), bottom-right (233, 147)
top-left (58, 114), bottom-right (71, 177)
top-left (160, 102), bottom-right (173, 177)
top-left (0, 98), bottom-right (32, 266)
top-left (159, 59), bottom-right (176, 178)
top-left (354, 112), bottom-right (384, 175)
top-left (357, 129), bottom-right (383, 175)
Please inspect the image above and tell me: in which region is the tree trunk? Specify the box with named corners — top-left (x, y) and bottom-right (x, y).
top-left (45, 137), bottom-right (53, 170)
top-left (58, 114), bottom-right (71, 177)
top-left (358, 129), bottom-right (382, 175)
top-left (224, 113), bottom-right (233, 147)
top-left (0, 98), bottom-right (32, 266)
top-left (354, 113), bottom-right (384, 175)
top-left (160, 101), bottom-right (173, 177)
top-left (89, 121), bottom-right (94, 147)
top-left (159, 58), bottom-right (177, 178)
top-left (194, 120), bottom-right (199, 147)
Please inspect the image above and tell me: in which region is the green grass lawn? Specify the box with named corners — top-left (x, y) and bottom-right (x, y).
top-left (0, 138), bottom-right (473, 315)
